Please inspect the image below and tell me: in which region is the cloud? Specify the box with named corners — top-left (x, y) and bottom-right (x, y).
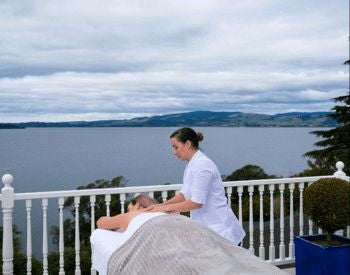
top-left (0, 0), bottom-right (348, 122)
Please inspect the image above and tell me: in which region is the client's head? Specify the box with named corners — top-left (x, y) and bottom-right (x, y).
top-left (127, 194), bottom-right (156, 212)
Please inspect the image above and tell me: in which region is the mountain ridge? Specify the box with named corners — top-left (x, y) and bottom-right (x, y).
top-left (2, 111), bottom-right (337, 128)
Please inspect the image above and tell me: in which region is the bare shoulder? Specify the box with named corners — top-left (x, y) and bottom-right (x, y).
top-left (97, 210), bottom-right (145, 231)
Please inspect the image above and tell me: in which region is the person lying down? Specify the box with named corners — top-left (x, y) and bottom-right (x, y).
top-left (91, 195), bottom-right (163, 274)
top-left (90, 194), bottom-right (287, 275)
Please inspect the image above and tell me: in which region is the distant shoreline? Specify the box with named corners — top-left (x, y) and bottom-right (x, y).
top-left (0, 123), bottom-right (25, 129)
top-left (1, 111), bottom-right (336, 128)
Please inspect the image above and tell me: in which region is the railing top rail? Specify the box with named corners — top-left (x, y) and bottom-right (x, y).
top-left (223, 175), bottom-right (339, 187)
top-left (12, 183), bottom-right (183, 201)
top-left (2, 174), bottom-right (346, 202)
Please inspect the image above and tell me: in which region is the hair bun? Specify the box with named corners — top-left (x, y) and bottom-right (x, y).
top-left (197, 132), bottom-right (204, 142)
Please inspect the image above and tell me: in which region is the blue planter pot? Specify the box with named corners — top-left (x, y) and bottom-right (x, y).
top-left (295, 234), bottom-right (350, 275)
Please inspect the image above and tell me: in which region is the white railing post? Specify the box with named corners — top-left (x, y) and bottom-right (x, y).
top-left (333, 161), bottom-right (348, 237)
top-left (299, 182), bottom-right (304, 236)
top-left (58, 197), bottom-right (65, 275)
top-left (74, 196), bottom-right (81, 275)
top-left (237, 186), bottom-right (243, 226)
top-left (279, 183), bottom-right (285, 261)
top-left (1, 174), bottom-right (14, 275)
top-left (258, 184), bottom-right (265, 260)
top-left (90, 196), bottom-right (97, 275)
top-left (105, 194), bottom-right (111, 217)
top-left (248, 185), bottom-right (254, 254)
top-left (226, 187), bottom-right (232, 207)
top-left (42, 198), bottom-right (49, 275)
top-left (268, 184), bottom-right (275, 261)
top-left (306, 182), bottom-right (314, 235)
top-left (288, 183), bottom-right (295, 259)
top-left (237, 186), bottom-right (243, 247)
top-left (161, 191), bottom-right (167, 203)
top-left (26, 199), bottom-right (32, 275)
top-left (120, 193), bottom-right (126, 213)
top-left (333, 161), bottom-right (347, 180)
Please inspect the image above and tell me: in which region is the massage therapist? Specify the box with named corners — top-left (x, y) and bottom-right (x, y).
top-left (147, 127), bottom-right (245, 245)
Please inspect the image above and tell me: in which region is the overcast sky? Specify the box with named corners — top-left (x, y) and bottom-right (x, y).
top-left (0, 0), bottom-right (348, 122)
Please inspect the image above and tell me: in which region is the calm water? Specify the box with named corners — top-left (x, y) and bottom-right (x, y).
top-left (0, 127), bottom-right (323, 255)
top-left (0, 127), bottom-right (323, 193)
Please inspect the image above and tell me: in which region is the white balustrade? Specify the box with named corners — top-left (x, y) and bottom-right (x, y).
top-left (25, 199), bottom-right (32, 275)
top-left (226, 187), bottom-right (232, 207)
top-left (237, 186), bottom-right (243, 226)
top-left (2, 174), bottom-right (14, 275)
top-left (120, 193), bottom-right (126, 213)
top-left (248, 185), bottom-right (254, 254)
top-left (105, 194), bottom-right (111, 217)
top-left (74, 196), bottom-right (81, 275)
top-left (288, 183), bottom-right (295, 259)
top-left (269, 184), bottom-right (275, 261)
top-left (258, 184), bottom-right (265, 259)
top-left (42, 198), bottom-right (49, 275)
top-left (237, 186), bottom-right (243, 248)
top-left (58, 197), bottom-right (65, 275)
top-left (334, 161), bottom-right (347, 179)
top-left (307, 182), bottom-right (314, 236)
top-left (1, 162), bottom-right (349, 274)
top-left (90, 195), bottom-right (97, 275)
top-left (299, 182), bottom-right (304, 236)
top-left (161, 190), bottom-right (167, 203)
top-left (334, 162), bottom-right (348, 236)
top-left (279, 183), bottom-right (285, 261)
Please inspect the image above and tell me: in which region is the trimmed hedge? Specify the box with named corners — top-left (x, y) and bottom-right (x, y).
top-left (304, 177), bottom-right (350, 242)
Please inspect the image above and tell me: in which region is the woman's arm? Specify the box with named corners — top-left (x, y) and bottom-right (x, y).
top-left (96, 210), bottom-right (142, 231)
top-left (145, 192), bottom-right (186, 212)
top-left (147, 199), bottom-right (202, 213)
top-left (162, 192), bottom-right (186, 205)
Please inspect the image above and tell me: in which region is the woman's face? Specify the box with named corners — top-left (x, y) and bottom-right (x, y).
top-left (170, 137), bottom-right (190, 161)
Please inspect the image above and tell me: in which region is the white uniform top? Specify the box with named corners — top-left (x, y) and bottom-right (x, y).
top-left (180, 150), bottom-right (245, 245)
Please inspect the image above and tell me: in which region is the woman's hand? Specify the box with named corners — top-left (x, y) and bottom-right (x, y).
top-left (145, 205), bottom-right (156, 211)
top-left (145, 204), bottom-right (174, 213)
top-left (146, 199), bottom-right (202, 213)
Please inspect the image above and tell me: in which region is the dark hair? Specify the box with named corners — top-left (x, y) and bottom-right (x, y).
top-left (128, 194), bottom-right (156, 208)
top-left (170, 127), bottom-right (203, 149)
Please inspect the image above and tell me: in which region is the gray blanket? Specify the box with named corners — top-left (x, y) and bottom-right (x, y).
top-left (107, 214), bottom-right (286, 275)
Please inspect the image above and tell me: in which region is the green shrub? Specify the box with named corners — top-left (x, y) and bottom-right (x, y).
top-left (48, 246), bottom-right (91, 274)
top-left (304, 177), bottom-right (350, 242)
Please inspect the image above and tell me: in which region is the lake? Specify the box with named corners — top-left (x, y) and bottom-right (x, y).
top-left (0, 127), bottom-right (323, 193)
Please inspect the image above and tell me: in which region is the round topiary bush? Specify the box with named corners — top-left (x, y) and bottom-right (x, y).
top-left (304, 177), bottom-right (350, 242)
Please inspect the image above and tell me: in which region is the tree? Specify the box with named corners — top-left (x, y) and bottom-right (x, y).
top-left (224, 164), bottom-right (277, 181)
top-left (301, 60), bottom-right (350, 175)
top-left (303, 98), bottom-right (349, 175)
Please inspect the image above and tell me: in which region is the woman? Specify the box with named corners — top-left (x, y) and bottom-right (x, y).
top-left (147, 127), bottom-right (245, 245)
top-left (91, 194), bottom-right (165, 274)
top-left (96, 194), bottom-right (159, 231)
